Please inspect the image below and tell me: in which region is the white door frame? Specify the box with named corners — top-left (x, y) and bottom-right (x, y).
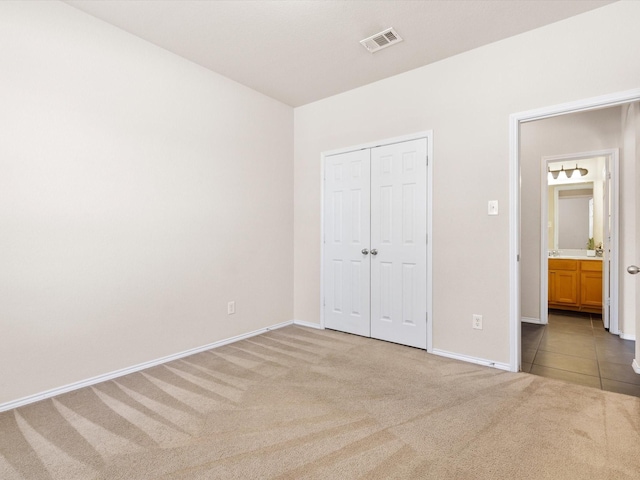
top-left (320, 131), bottom-right (434, 352)
top-left (509, 88), bottom-right (640, 373)
top-left (539, 150), bottom-right (619, 331)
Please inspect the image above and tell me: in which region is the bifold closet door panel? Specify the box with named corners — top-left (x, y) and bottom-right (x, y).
top-left (370, 138), bottom-right (428, 349)
top-left (323, 149), bottom-right (371, 337)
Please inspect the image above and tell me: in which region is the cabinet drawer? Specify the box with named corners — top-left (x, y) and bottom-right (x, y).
top-left (581, 260), bottom-right (602, 272)
top-left (548, 259), bottom-right (578, 271)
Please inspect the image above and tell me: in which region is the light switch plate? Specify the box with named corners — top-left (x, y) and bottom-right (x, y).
top-left (488, 200), bottom-right (499, 216)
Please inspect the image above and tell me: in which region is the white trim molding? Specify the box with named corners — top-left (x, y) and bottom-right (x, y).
top-left (0, 320), bottom-right (295, 413)
top-left (620, 333), bottom-right (636, 342)
top-left (431, 349), bottom-right (511, 372)
top-left (632, 359), bottom-right (640, 375)
top-left (293, 319), bottom-right (324, 329)
top-left (521, 316), bottom-right (543, 325)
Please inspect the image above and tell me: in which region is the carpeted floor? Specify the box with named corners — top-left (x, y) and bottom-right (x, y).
top-left (1, 325), bottom-right (640, 479)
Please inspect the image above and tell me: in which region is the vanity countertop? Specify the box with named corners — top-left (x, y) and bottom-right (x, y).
top-left (549, 256), bottom-right (602, 261)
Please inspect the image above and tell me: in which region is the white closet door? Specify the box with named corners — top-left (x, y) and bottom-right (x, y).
top-left (323, 149), bottom-right (371, 337)
top-left (370, 138), bottom-right (428, 348)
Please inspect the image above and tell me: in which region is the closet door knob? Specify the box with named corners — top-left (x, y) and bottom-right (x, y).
top-left (361, 248), bottom-right (369, 255)
top-left (627, 265), bottom-right (640, 275)
top-left (370, 249), bottom-right (378, 256)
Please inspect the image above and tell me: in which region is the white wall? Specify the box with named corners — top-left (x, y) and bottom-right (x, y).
top-left (0, 1), bottom-right (293, 405)
top-left (520, 108), bottom-right (621, 324)
top-left (293, 1), bottom-right (640, 364)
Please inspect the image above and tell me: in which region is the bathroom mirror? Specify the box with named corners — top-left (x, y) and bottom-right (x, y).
top-left (553, 185), bottom-right (593, 249)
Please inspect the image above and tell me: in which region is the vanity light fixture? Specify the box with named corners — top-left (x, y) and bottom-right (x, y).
top-left (575, 164), bottom-right (589, 177)
top-left (548, 164), bottom-right (588, 180)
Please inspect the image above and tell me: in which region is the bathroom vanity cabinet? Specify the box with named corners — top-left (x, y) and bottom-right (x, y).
top-left (548, 258), bottom-right (602, 314)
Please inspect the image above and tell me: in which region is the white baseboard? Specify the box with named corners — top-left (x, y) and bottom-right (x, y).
top-left (632, 359), bottom-right (640, 374)
top-left (0, 320), bottom-right (295, 413)
top-left (432, 349), bottom-right (511, 372)
top-left (620, 332), bottom-right (636, 341)
top-left (521, 316), bottom-right (542, 324)
top-left (293, 319), bottom-right (324, 330)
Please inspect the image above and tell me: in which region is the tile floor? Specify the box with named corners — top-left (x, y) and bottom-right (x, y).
top-left (522, 310), bottom-right (640, 397)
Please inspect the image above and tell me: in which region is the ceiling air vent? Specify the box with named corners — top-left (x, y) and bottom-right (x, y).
top-left (360, 28), bottom-right (403, 53)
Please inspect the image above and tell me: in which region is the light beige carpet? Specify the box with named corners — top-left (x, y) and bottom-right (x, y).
top-left (1, 325), bottom-right (640, 479)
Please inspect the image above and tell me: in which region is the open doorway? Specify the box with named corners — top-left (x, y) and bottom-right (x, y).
top-left (540, 150), bottom-right (619, 332)
top-left (509, 90), bottom-right (640, 396)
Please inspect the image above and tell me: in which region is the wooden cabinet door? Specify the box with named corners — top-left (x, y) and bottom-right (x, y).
top-left (548, 259), bottom-right (579, 308)
top-left (581, 271), bottom-right (603, 307)
top-left (580, 260), bottom-right (602, 309)
top-left (548, 271), bottom-right (556, 303)
top-left (554, 270), bottom-right (579, 305)
top-left (548, 259), bottom-right (602, 312)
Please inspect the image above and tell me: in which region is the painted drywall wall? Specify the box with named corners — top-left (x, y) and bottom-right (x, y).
top-left (293, 1), bottom-right (640, 364)
top-left (0, 1), bottom-right (293, 405)
top-left (520, 108), bottom-right (622, 325)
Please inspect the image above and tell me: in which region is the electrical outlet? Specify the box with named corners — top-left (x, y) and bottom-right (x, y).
top-left (227, 301), bottom-right (235, 315)
top-left (473, 314), bottom-right (483, 330)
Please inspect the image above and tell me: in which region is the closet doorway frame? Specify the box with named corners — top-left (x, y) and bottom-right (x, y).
top-left (320, 131), bottom-right (434, 352)
top-left (509, 89), bottom-right (640, 373)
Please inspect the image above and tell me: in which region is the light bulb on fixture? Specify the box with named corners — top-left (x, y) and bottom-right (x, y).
top-left (558, 166), bottom-right (567, 179)
top-left (570, 164), bottom-right (581, 178)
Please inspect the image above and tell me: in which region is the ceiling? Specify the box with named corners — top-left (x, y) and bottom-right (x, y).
top-left (63, 0), bottom-right (615, 107)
